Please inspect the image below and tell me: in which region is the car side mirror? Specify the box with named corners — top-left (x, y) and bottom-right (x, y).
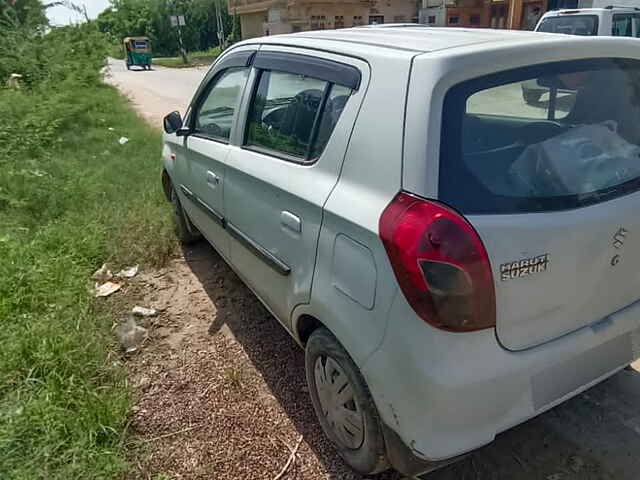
top-left (164, 111), bottom-right (185, 135)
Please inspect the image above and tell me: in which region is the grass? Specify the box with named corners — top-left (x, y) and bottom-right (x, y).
top-left (153, 46), bottom-right (221, 68)
top-left (0, 80), bottom-right (176, 478)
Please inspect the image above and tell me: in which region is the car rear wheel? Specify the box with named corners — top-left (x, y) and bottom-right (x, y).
top-left (170, 186), bottom-right (201, 244)
top-left (305, 327), bottom-right (389, 475)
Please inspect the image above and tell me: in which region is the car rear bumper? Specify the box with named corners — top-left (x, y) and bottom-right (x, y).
top-left (362, 292), bottom-right (640, 475)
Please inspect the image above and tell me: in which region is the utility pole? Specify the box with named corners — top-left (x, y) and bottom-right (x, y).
top-left (170, 0), bottom-right (188, 64)
top-left (213, 0), bottom-right (226, 51)
top-left (177, 18), bottom-right (188, 64)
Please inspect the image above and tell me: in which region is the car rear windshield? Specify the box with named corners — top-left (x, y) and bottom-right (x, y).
top-left (439, 58), bottom-right (640, 214)
top-left (536, 15), bottom-right (598, 35)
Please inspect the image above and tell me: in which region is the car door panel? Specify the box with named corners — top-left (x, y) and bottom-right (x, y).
top-left (176, 57), bottom-right (252, 257)
top-left (224, 48), bottom-right (369, 326)
top-left (181, 135), bottom-right (229, 254)
top-left (224, 147), bottom-right (328, 323)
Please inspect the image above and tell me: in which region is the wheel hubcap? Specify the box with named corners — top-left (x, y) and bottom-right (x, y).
top-left (314, 356), bottom-right (364, 450)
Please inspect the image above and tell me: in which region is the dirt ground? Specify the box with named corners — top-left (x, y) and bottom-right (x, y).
top-left (112, 242), bottom-right (640, 480)
top-left (106, 61), bottom-right (640, 480)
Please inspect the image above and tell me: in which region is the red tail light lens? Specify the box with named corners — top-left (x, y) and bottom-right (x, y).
top-left (379, 192), bottom-right (496, 332)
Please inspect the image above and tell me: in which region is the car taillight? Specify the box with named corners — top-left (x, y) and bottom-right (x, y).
top-left (379, 192), bottom-right (496, 332)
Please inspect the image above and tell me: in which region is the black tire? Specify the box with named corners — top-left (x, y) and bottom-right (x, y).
top-left (126, 62), bottom-right (131, 71)
top-left (170, 186), bottom-right (202, 245)
top-left (305, 328), bottom-right (389, 475)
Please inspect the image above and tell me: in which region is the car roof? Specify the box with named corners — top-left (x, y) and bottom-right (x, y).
top-left (543, 7), bottom-right (639, 15)
top-left (245, 25), bottom-right (573, 55)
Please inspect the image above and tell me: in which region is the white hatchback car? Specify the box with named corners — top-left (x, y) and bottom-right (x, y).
top-left (161, 27), bottom-right (640, 476)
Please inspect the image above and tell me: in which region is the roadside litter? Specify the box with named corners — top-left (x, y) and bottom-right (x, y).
top-left (132, 305), bottom-right (158, 317)
top-left (95, 281), bottom-right (122, 297)
top-left (116, 264), bottom-right (139, 278)
top-left (6, 73), bottom-right (22, 89)
top-left (114, 316), bottom-right (148, 353)
top-left (92, 263), bottom-right (138, 297)
top-left (118, 136), bottom-right (129, 145)
top-left (92, 263), bottom-right (113, 283)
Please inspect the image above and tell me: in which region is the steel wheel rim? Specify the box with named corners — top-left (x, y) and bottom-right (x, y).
top-left (314, 355), bottom-right (365, 450)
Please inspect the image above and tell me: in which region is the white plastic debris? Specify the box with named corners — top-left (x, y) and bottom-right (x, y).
top-left (114, 316), bottom-right (148, 353)
top-left (118, 137), bottom-right (129, 145)
top-left (132, 306), bottom-right (158, 317)
top-left (115, 264), bottom-right (138, 278)
top-left (6, 73), bottom-right (23, 89)
top-left (95, 281), bottom-right (121, 297)
top-left (92, 264), bottom-right (113, 283)
top-left (108, 127), bottom-right (115, 131)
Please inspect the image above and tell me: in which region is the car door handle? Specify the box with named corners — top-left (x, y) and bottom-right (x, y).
top-left (280, 211), bottom-right (301, 234)
top-left (206, 170), bottom-right (220, 187)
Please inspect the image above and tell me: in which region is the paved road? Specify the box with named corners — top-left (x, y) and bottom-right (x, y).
top-left (105, 58), bottom-right (208, 128)
top-left (105, 58), bottom-right (572, 129)
top-left (108, 58), bottom-right (640, 479)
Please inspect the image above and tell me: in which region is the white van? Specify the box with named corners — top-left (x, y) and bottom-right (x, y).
top-left (522, 5), bottom-right (640, 104)
top-left (536, 5), bottom-right (640, 36)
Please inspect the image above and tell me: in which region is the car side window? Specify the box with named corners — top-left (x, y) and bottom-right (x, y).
top-left (634, 14), bottom-right (640, 37)
top-left (194, 67), bottom-right (249, 142)
top-left (612, 14), bottom-right (633, 36)
top-left (245, 70), bottom-right (351, 161)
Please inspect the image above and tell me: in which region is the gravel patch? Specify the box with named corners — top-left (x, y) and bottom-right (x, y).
top-left (119, 243), bottom-right (400, 479)
top-left (112, 241), bottom-right (640, 480)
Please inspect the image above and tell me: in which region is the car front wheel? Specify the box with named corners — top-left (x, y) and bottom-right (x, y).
top-left (170, 186), bottom-right (201, 245)
top-left (305, 327), bottom-right (389, 475)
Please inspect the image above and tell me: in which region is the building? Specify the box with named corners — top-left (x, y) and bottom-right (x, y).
top-left (228, 0), bottom-right (555, 39)
top-left (227, 0), bottom-right (421, 39)
top-left (420, 0), bottom-right (547, 30)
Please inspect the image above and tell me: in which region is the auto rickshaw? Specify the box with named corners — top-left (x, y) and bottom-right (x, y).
top-left (124, 37), bottom-right (152, 70)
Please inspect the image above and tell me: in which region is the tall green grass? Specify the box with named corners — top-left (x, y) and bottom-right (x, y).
top-left (0, 17), bottom-right (176, 480)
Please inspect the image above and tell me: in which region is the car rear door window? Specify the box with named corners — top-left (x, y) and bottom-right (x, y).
top-left (613, 14), bottom-right (633, 36)
top-left (440, 58), bottom-right (640, 214)
top-left (194, 67), bottom-right (249, 142)
top-left (245, 70), bottom-right (351, 162)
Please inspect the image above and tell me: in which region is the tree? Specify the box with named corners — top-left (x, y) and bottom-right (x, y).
top-left (1, 0), bottom-right (50, 28)
top-left (96, 0), bottom-right (234, 57)
top-left (96, 0), bottom-right (153, 45)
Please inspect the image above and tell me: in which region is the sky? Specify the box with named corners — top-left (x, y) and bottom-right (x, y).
top-left (46, 0), bottom-right (111, 26)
